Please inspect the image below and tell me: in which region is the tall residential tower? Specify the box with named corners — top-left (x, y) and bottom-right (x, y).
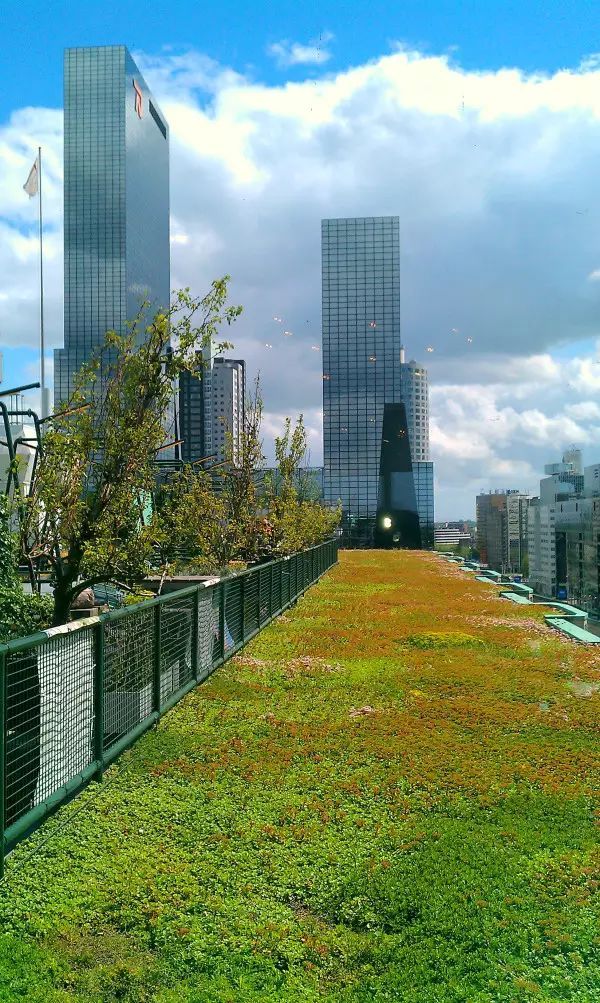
top-left (55, 45), bottom-right (170, 405)
top-left (321, 215), bottom-right (433, 546)
top-left (179, 356), bottom-right (246, 466)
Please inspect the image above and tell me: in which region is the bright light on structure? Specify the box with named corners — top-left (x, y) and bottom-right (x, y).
top-left (382, 516), bottom-right (392, 529)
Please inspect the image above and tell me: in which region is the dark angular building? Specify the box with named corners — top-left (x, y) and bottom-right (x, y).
top-left (55, 45), bottom-right (170, 405)
top-left (374, 403), bottom-right (421, 548)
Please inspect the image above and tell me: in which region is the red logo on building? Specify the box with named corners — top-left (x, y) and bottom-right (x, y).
top-left (133, 79), bottom-right (143, 118)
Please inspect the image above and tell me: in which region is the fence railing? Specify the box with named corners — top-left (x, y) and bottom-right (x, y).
top-left (0, 538), bottom-right (339, 872)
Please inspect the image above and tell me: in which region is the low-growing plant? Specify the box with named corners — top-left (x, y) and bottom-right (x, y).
top-left (402, 630), bottom-right (485, 649)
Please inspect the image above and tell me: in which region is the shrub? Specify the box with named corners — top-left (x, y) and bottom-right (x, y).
top-left (403, 630), bottom-right (484, 649)
top-left (0, 496), bottom-right (53, 642)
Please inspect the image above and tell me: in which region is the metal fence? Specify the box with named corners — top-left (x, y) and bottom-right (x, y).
top-left (0, 538), bottom-right (339, 872)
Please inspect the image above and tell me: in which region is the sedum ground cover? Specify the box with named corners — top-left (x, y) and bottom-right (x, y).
top-left (0, 550), bottom-right (598, 1002)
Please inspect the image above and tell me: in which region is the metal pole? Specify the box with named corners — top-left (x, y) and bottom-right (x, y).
top-left (38, 147), bottom-right (49, 419)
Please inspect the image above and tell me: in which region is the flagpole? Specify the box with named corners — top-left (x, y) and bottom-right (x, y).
top-left (37, 146), bottom-right (49, 418)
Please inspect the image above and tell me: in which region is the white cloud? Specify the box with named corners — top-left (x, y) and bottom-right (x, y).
top-left (267, 33), bottom-right (333, 68)
top-left (566, 400), bottom-right (600, 420)
top-left (5, 45), bottom-right (600, 512)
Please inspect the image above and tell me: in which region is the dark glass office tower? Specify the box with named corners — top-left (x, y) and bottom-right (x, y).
top-left (322, 215), bottom-right (433, 547)
top-left (179, 370), bottom-right (205, 464)
top-left (55, 46), bottom-right (170, 406)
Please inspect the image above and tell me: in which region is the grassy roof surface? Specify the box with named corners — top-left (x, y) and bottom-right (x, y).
top-left (0, 550), bottom-right (598, 1002)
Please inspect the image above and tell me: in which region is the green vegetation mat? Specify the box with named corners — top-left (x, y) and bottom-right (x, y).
top-left (0, 550), bottom-right (598, 1002)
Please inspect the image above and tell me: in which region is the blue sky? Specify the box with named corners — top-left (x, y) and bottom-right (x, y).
top-left (3, 0), bottom-right (600, 121)
top-left (3, 0), bottom-right (600, 517)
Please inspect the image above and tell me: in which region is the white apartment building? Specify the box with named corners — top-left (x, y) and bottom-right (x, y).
top-left (527, 455), bottom-right (583, 596)
top-left (400, 356), bottom-right (429, 463)
top-left (211, 358), bottom-right (245, 465)
top-left (528, 499), bottom-right (557, 596)
top-left (434, 525), bottom-right (472, 547)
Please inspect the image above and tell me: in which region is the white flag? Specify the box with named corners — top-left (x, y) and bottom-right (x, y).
top-left (23, 158), bottom-right (39, 198)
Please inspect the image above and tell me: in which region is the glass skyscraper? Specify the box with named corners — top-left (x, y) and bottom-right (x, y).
top-left (321, 215), bottom-right (434, 547)
top-left (55, 45), bottom-right (170, 405)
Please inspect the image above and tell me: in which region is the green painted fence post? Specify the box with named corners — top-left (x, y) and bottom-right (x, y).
top-left (93, 619), bottom-right (105, 782)
top-left (153, 603), bottom-right (162, 713)
top-left (0, 649), bottom-right (5, 878)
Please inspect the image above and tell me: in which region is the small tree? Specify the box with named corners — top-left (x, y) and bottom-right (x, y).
top-left (217, 378), bottom-right (268, 564)
top-left (152, 465), bottom-right (232, 581)
top-left (266, 415), bottom-right (340, 555)
top-left (19, 281), bottom-right (241, 626)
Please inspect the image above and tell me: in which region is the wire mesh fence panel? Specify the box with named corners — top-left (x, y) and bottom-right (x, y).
top-left (160, 595), bottom-right (194, 704)
top-left (103, 606), bottom-right (154, 751)
top-left (196, 588), bottom-right (215, 680)
top-left (5, 626), bottom-right (95, 829)
top-left (0, 540), bottom-right (339, 869)
top-left (259, 565), bottom-right (272, 626)
top-left (282, 559), bottom-right (291, 608)
top-left (211, 587), bottom-right (224, 667)
top-left (271, 561), bottom-right (283, 614)
top-left (243, 571), bottom-right (260, 638)
top-left (225, 578), bottom-right (243, 650)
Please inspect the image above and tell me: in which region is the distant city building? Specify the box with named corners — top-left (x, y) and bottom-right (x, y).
top-left (55, 45), bottom-right (170, 415)
top-left (178, 368), bottom-right (205, 464)
top-left (476, 490), bottom-right (530, 573)
top-left (555, 491), bottom-right (599, 610)
top-left (561, 447), bottom-right (583, 475)
top-left (211, 358), bottom-right (245, 465)
top-left (401, 359), bottom-right (430, 463)
top-left (434, 522), bottom-right (474, 548)
top-left (321, 215), bottom-right (433, 548)
top-left (413, 461), bottom-right (435, 549)
top-left (507, 491), bottom-right (530, 573)
top-left (528, 453), bottom-right (585, 596)
top-left (528, 499), bottom-right (558, 596)
top-left (178, 352), bottom-right (246, 468)
top-left (529, 453), bottom-right (600, 611)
